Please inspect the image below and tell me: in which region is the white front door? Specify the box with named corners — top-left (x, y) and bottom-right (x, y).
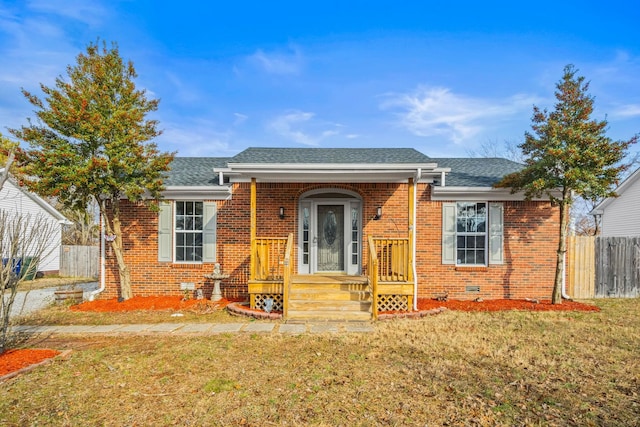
top-left (299, 197), bottom-right (361, 275)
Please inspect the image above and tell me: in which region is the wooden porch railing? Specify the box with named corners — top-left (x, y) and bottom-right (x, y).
top-left (282, 233), bottom-right (294, 319)
top-left (372, 237), bottom-right (412, 282)
top-left (252, 237), bottom-right (288, 281)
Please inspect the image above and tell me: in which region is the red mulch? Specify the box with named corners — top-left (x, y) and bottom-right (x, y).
top-left (0, 349), bottom-right (60, 376)
top-left (415, 298), bottom-right (600, 312)
top-left (70, 296), bottom-right (241, 312)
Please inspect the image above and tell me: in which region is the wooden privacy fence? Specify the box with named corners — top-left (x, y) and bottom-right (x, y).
top-left (60, 245), bottom-right (99, 278)
top-left (595, 237), bottom-right (640, 298)
top-left (567, 236), bottom-right (595, 299)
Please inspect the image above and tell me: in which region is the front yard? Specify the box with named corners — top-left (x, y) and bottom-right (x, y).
top-left (1, 298), bottom-right (639, 425)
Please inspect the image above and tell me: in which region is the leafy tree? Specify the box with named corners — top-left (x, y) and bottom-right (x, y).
top-left (496, 65), bottom-right (637, 303)
top-left (0, 133), bottom-right (18, 191)
top-left (11, 41), bottom-right (174, 300)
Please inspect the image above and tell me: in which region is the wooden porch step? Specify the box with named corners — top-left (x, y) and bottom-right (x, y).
top-left (290, 289), bottom-right (371, 301)
top-left (288, 299), bottom-right (372, 311)
top-left (286, 310), bottom-right (372, 321)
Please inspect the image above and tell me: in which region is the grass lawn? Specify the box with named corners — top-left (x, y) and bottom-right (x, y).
top-left (1, 298), bottom-right (639, 425)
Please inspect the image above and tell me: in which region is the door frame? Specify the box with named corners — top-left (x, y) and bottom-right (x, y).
top-left (298, 189), bottom-right (362, 275)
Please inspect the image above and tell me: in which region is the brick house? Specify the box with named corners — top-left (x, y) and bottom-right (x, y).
top-left (101, 147), bottom-right (559, 320)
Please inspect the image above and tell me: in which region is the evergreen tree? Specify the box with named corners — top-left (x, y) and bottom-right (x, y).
top-left (496, 65), bottom-right (637, 303)
top-left (12, 41), bottom-right (174, 300)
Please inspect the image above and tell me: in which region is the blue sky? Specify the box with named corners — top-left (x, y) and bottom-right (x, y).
top-left (0, 0), bottom-right (638, 158)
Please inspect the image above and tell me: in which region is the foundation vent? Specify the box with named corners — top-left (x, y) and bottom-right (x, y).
top-left (465, 286), bottom-right (480, 293)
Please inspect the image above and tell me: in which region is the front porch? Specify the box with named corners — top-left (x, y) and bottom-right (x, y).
top-left (248, 234), bottom-right (415, 320)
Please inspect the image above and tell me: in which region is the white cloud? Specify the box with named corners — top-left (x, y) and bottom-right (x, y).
top-left (381, 86), bottom-right (538, 144)
top-left (233, 113), bottom-right (248, 126)
top-left (268, 111), bottom-right (341, 146)
top-left (26, 0), bottom-right (107, 26)
top-left (612, 104), bottom-right (640, 118)
top-left (249, 46), bottom-right (303, 75)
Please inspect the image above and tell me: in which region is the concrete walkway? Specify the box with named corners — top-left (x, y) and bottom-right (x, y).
top-left (11, 321), bottom-right (375, 336)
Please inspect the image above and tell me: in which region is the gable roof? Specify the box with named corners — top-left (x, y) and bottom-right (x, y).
top-left (0, 171), bottom-right (69, 223)
top-left (164, 157), bottom-right (228, 187)
top-left (591, 166), bottom-right (640, 215)
top-left (162, 148), bottom-right (524, 190)
top-left (229, 147), bottom-right (432, 164)
top-left (432, 158), bottom-right (524, 187)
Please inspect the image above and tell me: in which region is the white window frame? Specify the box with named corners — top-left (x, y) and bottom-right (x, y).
top-left (442, 201), bottom-right (503, 266)
top-left (158, 200), bottom-right (217, 263)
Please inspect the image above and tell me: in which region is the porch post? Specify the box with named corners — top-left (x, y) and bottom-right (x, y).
top-left (250, 178), bottom-right (257, 281)
top-left (408, 177), bottom-right (415, 283)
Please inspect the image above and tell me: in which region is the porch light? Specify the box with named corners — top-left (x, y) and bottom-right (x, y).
top-left (374, 206), bottom-right (382, 220)
top-left (279, 206), bottom-right (285, 219)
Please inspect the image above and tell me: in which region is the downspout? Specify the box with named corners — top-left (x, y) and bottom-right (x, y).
top-left (412, 169), bottom-right (421, 311)
top-left (88, 216), bottom-right (106, 301)
top-left (562, 249), bottom-right (570, 300)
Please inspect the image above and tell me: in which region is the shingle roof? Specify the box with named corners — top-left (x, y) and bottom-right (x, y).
top-left (164, 157), bottom-right (228, 186)
top-left (432, 158), bottom-right (523, 187)
top-left (163, 151), bottom-right (523, 188)
top-left (229, 147), bottom-right (432, 164)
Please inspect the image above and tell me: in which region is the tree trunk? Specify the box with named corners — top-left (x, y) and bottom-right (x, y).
top-left (101, 199), bottom-right (133, 301)
top-left (111, 215), bottom-right (133, 300)
top-left (552, 197), bottom-right (571, 304)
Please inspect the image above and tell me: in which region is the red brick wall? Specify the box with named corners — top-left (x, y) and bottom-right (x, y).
top-left (102, 182), bottom-right (559, 301)
top-left (415, 183), bottom-right (560, 300)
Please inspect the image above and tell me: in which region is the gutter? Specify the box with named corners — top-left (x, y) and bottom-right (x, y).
top-left (88, 216), bottom-right (106, 301)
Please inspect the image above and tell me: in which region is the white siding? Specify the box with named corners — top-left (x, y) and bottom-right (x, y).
top-left (0, 180), bottom-right (63, 272)
top-left (601, 175), bottom-right (640, 237)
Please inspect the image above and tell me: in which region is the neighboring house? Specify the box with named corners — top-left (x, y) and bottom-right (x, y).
top-left (591, 166), bottom-right (640, 237)
top-left (102, 148), bottom-right (559, 320)
top-left (0, 170), bottom-right (69, 275)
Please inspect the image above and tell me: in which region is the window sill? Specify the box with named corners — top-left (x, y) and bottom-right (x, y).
top-left (171, 263), bottom-right (204, 269)
top-left (455, 266), bottom-right (488, 272)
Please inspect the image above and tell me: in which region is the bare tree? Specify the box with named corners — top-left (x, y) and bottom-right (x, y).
top-left (466, 139), bottom-right (525, 163)
top-left (0, 212), bottom-right (58, 353)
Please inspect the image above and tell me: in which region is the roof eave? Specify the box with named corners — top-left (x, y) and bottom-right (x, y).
top-left (162, 186), bottom-right (231, 200)
top-left (431, 186), bottom-right (552, 202)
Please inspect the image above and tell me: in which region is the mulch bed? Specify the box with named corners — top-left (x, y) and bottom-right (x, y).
top-left (0, 349), bottom-right (61, 378)
top-left (415, 298), bottom-right (600, 312)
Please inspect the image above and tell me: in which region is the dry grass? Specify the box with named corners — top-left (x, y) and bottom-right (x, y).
top-left (1, 298), bottom-right (639, 426)
top-left (12, 301), bottom-right (244, 325)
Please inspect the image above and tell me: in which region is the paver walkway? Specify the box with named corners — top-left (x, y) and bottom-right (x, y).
top-left (11, 322), bottom-right (375, 336)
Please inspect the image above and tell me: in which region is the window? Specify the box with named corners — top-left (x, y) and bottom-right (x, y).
top-left (175, 201), bottom-right (203, 262)
top-left (158, 201), bottom-right (216, 263)
top-left (456, 202), bottom-right (486, 265)
top-left (442, 202), bottom-right (503, 266)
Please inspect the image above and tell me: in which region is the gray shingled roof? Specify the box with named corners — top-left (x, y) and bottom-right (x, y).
top-left (164, 157), bottom-right (228, 186)
top-left (164, 151), bottom-right (523, 188)
top-left (433, 158), bottom-right (523, 187)
top-left (229, 147), bottom-right (432, 164)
